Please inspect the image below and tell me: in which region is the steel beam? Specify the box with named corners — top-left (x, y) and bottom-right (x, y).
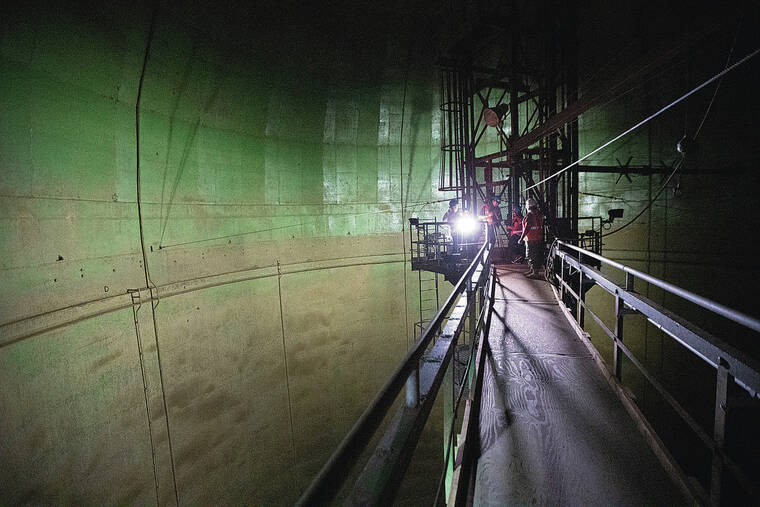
top-left (474, 17), bottom-right (728, 165)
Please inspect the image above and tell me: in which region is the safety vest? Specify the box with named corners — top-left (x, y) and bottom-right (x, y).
top-left (523, 212), bottom-right (543, 241)
top-left (483, 207), bottom-right (494, 225)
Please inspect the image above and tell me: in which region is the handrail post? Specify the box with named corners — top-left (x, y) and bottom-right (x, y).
top-left (577, 250), bottom-right (583, 324)
top-left (710, 359), bottom-right (730, 506)
top-left (477, 277), bottom-right (484, 324)
top-left (467, 280), bottom-right (476, 346)
top-left (613, 294), bottom-right (624, 381)
top-left (613, 273), bottom-right (635, 381)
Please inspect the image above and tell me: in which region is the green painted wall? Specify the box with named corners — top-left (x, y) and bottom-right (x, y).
top-left (1, 1), bottom-right (453, 504)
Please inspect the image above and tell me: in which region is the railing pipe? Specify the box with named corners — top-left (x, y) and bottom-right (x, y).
top-left (557, 241), bottom-right (760, 333)
top-left (553, 241), bottom-right (760, 505)
top-left (405, 367), bottom-right (420, 408)
top-left (297, 240), bottom-right (489, 505)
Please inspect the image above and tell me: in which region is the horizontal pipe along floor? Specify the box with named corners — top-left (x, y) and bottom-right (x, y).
top-left (473, 264), bottom-right (687, 505)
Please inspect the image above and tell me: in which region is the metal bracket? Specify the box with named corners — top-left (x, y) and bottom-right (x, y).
top-left (615, 156), bottom-right (634, 184)
top-left (127, 288), bottom-right (142, 307)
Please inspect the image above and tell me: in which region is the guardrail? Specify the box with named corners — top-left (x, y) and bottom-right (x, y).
top-left (297, 240), bottom-right (494, 505)
top-left (550, 240), bottom-right (760, 505)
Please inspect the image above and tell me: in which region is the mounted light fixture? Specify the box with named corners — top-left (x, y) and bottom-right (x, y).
top-left (482, 103), bottom-right (508, 127)
top-left (603, 208), bottom-right (624, 226)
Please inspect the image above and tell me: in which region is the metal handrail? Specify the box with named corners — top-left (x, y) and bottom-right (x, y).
top-left (297, 240), bottom-right (490, 505)
top-left (432, 264), bottom-right (496, 505)
top-left (448, 265), bottom-right (497, 504)
top-left (551, 241), bottom-right (760, 505)
top-left (556, 240), bottom-right (760, 333)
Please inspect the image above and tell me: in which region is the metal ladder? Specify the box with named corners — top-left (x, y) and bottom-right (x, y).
top-left (414, 268), bottom-right (440, 340)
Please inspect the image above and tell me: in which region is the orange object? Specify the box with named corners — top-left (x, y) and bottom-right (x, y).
top-left (483, 206), bottom-right (494, 225)
top-left (523, 212), bottom-right (543, 241)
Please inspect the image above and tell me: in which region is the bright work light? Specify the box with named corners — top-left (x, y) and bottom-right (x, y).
top-left (455, 215), bottom-right (479, 235)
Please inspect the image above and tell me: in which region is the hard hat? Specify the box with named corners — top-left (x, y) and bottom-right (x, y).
top-left (526, 198), bottom-right (537, 208)
top-left (449, 198), bottom-right (459, 207)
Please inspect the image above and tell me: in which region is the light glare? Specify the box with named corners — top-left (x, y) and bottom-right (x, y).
top-left (455, 215), bottom-right (478, 235)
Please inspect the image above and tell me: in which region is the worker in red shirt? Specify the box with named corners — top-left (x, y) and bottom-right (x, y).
top-left (481, 196), bottom-right (502, 244)
top-left (507, 208), bottom-right (524, 261)
top-left (518, 198), bottom-right (544, 278)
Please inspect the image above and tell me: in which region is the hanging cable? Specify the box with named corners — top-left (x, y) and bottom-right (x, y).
top-left (694, 19), bottom-right (742, 139)
top-left (603, 20), bottom-right (744, 238)
top-left (524, 46), bottom-right (759, 193)
top-left (601, 158), bottom-right (683, 238)
top-left (136, 10), bottom-right (159, 290)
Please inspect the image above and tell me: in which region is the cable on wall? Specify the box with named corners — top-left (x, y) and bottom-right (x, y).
top-left (694, 19), bottom-right (742, 139)
top-left (135, 6), bottom-right (180, 504)
top-left (399, 33), bottom-right (413, 351)
top-left (276, 260), bottom-right (298, 466)
top-left (157, 198), bottom-right (451, 250)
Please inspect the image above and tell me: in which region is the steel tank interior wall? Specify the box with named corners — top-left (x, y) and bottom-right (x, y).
top-left (0, 0), bottom-right (454, 504)
top-left (575, 0), bottom-right (760, 492)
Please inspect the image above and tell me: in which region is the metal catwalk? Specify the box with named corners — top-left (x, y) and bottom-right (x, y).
top-left (473, 265), bottom-right (686, 505)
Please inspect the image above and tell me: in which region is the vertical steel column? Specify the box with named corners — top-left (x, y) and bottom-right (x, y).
top-left (509, 32), bottom-right (521, 214)
top-left (576, 250), bottom-right (583, 323)
top-left (467, 69), bottom-right (474, 210)
top-left (710, 359), bottom-right (730, 506)
top-left (544, 8), bottom-right (558, 222)
top-left (565, 0), bottom-right (580, 239)
top-left (418, 270), bottom-right (424, 333)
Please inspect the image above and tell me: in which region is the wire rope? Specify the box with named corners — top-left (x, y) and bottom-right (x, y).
top-left (525, 46), bottom-right (759, 193)
top-left (602, 21), bottom-right (745, 238)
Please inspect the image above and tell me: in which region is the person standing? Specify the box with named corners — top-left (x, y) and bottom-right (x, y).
top-left (481, 196), bottom-right (502, 244)
top-left (507, 207), bottom-right (524, 261)
top-left (442, 199), bottom-right (461, 252)
top-left (442, 199), bottom-right (459, 223)
top-left (518, 198), bottom-right (544, 278)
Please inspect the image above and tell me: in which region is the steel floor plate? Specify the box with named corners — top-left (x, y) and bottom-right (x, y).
top-left (473, 265), bottom-right (687, 506)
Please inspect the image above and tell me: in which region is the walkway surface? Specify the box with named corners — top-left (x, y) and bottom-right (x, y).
top-left (473, 264), bottom-right (687, 506)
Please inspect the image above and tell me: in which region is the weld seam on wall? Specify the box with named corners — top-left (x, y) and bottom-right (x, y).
top-left (1, 250), bottom-right (403, 327)
top-left (1, 255), bottom-right (406, 347)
